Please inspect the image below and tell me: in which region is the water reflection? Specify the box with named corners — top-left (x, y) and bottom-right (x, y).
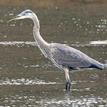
top-left (38, 95), bottom-right (104, 107)
top-left (0, 40), bottom-right (107, 47)
top-left (90, 40), bottom-right (107, 45)
top-left (1, 93), bottom-right (107, 107)
top-left (0, 77), bottom-right (57, 85)
top-left (0, 41), bottom-right (36, 46)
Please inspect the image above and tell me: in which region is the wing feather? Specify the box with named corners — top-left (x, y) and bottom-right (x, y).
top-left (50, 43), bottom-right (103, 69)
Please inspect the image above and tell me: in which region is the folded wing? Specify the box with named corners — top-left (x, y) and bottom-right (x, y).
top-left (50, 43), bottom-right (104, 70)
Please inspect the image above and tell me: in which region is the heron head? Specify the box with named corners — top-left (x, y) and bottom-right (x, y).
top-left (8, 9), bottom-right (40, 29)
top-left (9, 9), bottom-right (34, 22)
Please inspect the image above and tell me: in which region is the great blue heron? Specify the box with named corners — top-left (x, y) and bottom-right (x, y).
top-left (9, 9), bottom-right (105, 91)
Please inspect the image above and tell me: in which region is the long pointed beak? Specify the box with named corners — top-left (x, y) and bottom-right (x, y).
top-left (8, 17), bottom-right (17, 23)
top-left (7, 16), bottom-right (20, 23)
top-left (7, 14), bottom-right (24, 23)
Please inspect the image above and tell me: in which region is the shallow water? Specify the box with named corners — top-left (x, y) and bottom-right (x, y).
top-left (0, 1), bottom-right (107, 107)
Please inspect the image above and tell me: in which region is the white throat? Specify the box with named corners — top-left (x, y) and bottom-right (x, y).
top-left (32, 14), bottom-right (49, 58)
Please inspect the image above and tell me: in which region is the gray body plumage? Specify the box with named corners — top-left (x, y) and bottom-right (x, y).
top-left (10, 9), bottom-right (105, 91)
top-left (49, 43), bottom-right (104, 70)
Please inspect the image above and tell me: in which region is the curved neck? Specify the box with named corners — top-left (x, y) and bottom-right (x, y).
top-left (33, 27), bottom-right (48, 47)
top-left (32, 16), bottom-right (49, 57)
top-left (32, 14), bottom-right (49, 46)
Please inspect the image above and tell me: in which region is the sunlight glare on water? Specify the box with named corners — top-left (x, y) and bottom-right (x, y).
top-left (1, 94), bottom-right (107, 107)
top-left (90, 40), bottom-right (107, 45)
top-left (0, 78), bottom-right (57, 85)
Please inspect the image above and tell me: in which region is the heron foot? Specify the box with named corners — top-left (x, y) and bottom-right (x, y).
top-left (65, 81), bottom-right (71, 91)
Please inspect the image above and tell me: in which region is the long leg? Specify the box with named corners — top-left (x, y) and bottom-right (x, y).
top-left (64, 68), bottom-right (71, 91)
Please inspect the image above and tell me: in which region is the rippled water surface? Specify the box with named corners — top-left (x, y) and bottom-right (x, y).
top-left (0, 1), bottom-right (107, 107)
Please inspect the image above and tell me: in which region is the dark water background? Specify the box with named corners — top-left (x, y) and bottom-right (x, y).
top-left (0, 1), bottom-right (107, 107)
